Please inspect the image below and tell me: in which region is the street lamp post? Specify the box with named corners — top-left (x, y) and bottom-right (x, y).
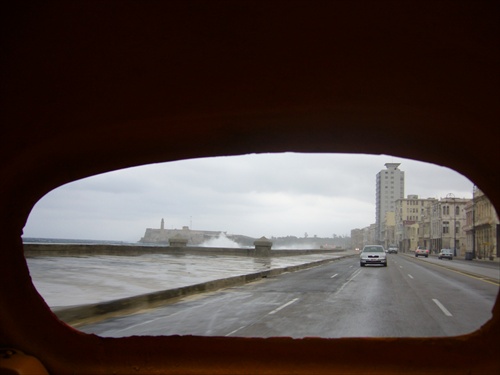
top-left (454, 203), bottom-right (457, 257)
top-left (472, 186), bottom-right (476, 259)
top-left (446, 193), bottom-right (457, 256)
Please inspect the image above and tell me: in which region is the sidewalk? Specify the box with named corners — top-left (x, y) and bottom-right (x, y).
top-left (399, 250), bottom-right (500, 263)
top-left (398, 252), bottom-right (500, 283)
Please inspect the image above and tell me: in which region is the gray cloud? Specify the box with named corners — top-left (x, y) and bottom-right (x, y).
top-left (24, 153), bottom-right (474, 242)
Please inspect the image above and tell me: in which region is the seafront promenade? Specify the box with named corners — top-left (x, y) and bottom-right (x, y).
top-left (25, 244), bottom-right (355, 326)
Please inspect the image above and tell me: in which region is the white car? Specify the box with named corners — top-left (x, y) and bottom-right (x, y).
top-left (415, 246), bottom-right (429, 258)
top-left (387, 247), bottom-right (398, 254)
top-left (360, 245), bottom-right (387, 267)
top-left (438, 249), bottom-right (453, 260)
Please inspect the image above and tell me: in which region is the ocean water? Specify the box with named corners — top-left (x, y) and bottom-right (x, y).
top-left (23, 237), bottom-right (152, 246)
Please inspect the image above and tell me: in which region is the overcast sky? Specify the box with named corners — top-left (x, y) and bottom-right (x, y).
top-left (23, 153), bottom-right (474, 242)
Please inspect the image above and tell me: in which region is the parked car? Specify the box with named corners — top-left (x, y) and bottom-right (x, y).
top-left (438, 249), bottom-right (453, 260)
top-left (360, 245), bottom-right (387, 267)
top-left (388, 247), bottom-right (398, 254)
top-left (415, 246), bottom-right (429, 258)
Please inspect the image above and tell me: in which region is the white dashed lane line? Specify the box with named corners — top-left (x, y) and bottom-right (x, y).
top-left (432, 298), bottom-right (453, 317)
top-left (226, 298), bottom-right (300, 336)
top-left (268, 298), bottom-right (299, 315)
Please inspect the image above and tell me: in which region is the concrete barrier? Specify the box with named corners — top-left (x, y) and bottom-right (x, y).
top-left (54, 255), bottom-right (354, 327)
top-left (24, 243), bottom-right (342, 257)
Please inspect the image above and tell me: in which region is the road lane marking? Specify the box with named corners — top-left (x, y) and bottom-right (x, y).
top-left (433, 299), bottom-right (453, 316)
top-left (227, 298), bottom-right (300, 335)
top-left (336, 269), bottom-right (362, 294)
top-left (268, 298), bottom-right (299, 315)
top-left (408, 274), bottom-right (414, 279)
top-left (226, 326), bottom-right (245, 336)
top-left (330, 273), bottom-right (338, 278)
top-left (109, 316), bottom-right (167, 334)
top-left (352, 269), bottom-right (362, 278)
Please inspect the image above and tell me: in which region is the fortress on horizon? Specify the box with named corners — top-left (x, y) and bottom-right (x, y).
top-left (139, 218), bottom-right (226, 245)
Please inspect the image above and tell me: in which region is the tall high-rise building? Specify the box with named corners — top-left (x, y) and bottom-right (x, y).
top-left (376, 163), bottom-right (405, 243)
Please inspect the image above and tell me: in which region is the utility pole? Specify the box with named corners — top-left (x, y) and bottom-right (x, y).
top-left (472, 186), bottom-right (476, 259)
top-left (453, 199), bottom-right (457, 257)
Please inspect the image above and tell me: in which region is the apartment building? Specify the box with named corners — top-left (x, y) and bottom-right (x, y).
top-left (350, 228), bottom-right (364, 250)
top-left (464, 187), bottom-right (499, 260)
top-left (429, 196), bottom-right (469, 256)
top-left (395, 195), bottom-right (437, 252)
top-left (375, 163), bottom-right (404, 243)
top-left (380, 211), bottom-right (396, 249)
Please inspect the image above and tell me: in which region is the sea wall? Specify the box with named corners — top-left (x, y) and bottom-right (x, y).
top-left (23, 243), bottom-right (342, 258)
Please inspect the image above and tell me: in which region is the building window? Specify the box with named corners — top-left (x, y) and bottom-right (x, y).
top-left (443, 221), bottom-right (449, 234)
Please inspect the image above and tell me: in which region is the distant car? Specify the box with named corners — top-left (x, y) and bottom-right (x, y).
top-left (388, 247), bottom-right (398, 254)
top-left (360, 245), bottom-right (387, 267)
top-left (415, 246), bottom-right (429, 258)
top-left (438, 249), bottom-right (453, 260)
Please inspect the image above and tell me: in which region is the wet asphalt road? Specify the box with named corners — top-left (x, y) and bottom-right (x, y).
top-left (79, 254), bottom-right (499, 338)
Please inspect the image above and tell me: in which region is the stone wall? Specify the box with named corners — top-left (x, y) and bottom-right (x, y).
top-left (23, 244), bottom-right (341, 258)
